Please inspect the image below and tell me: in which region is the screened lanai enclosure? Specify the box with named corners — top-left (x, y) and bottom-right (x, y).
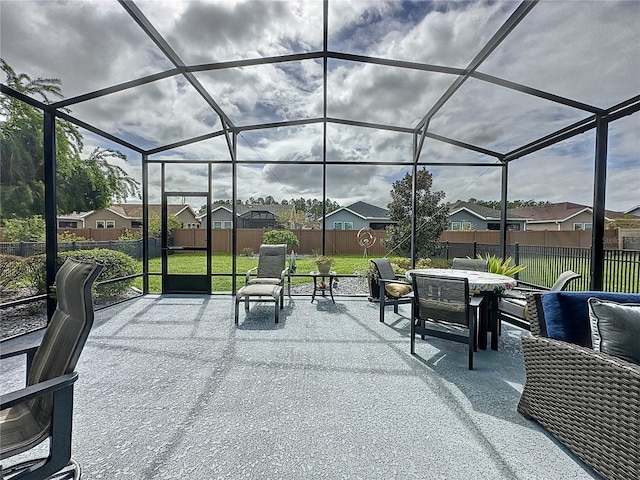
top-left (1, 0), bottom-right (639, 308)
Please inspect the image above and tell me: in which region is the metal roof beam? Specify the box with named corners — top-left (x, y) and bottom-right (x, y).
top-left (118, 0), bottom-right (235, 129)
top-left (189, 52), bottom-right (324, 72)
top-left (504, 116), bottom-right (596, 161)
top-left (51, 68), bottom-right (181, 108)
top-left (146, 130), bottom-right (227, 156)
top-left (56, 110), bottom-right (145, 153)
top-left (416, 0), bottom-right (538, 131)
top-left (326, 117), bottom-right (414, 134)
top-left (327, 51), bottom-right (465, 76)
top-left (423, 131), bottom-right (504, 159)
top-left (470, 71), bottom-right (604, 114)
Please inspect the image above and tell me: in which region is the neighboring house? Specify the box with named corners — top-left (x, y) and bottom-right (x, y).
top-left (58, 204), bottom-right (201, 230)
top-left (509, 202), bottom-right (627, 231)
top-left (324, 201), bottom-right (396, 231)
top-left (200, 204), bottom-right (292, 229)
top-left (448, 201), bottom-right (526, 231)
top-left (57, 211), bottom-right (93, 229)
top-left (625, 205), bottom-right (640, 217)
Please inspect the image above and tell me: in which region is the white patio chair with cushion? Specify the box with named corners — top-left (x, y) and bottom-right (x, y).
top-left (236, 244), bottom-right (288, 324)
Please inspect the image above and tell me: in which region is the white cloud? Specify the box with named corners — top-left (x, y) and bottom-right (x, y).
top-left (1, 0), bottom-right (638, 212)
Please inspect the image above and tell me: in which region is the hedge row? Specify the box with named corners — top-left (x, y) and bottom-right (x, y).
top-left (0, 249), bottom-right (139, 297)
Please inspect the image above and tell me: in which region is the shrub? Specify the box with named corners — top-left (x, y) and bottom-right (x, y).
top-left (25, 249), bottom-right (139, 297)
top-left (240, 247), bottom-right (254, 256)
top-left (0, 255), bottom-right (26, 291)
top-left (58, 230), bottom-right (87, 242)
top-left (2, 216), bottom-right (45, 242)
top-left (263, 230), bottom-right (299, 248)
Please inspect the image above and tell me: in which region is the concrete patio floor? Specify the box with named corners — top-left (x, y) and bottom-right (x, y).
top-left (1, 294), bottom-right (600, 479)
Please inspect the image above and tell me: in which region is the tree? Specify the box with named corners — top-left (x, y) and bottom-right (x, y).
top-left (383, 168), bottom-right (449, 258)
top-left (606, 215), bottom-right (640, 229)
top-left (465, 198), bottom-right (550, 210)
top-left (276, 209), bottom-right (306, 229)
top-left (0, 60), bottom-right (139, 219)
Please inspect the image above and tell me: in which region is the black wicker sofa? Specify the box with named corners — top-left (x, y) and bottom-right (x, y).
top-left (519, 291), bottom-right (640, 480)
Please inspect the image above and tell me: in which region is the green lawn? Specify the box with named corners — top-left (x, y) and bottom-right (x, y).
top-left (137, 254), bottom-right (384, 293)
top-left (134, 252), bottom-right (638, 293)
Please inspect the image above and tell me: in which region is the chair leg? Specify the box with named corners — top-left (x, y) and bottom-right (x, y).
top-left (379, 296), bottom-right (386, 323)
top-left (468, 311), bottom-right (476, 370)
top-left (393, 300), bottom-right (399, 314)
top-left (245, 296), bottom-right (249, 311)
top-left (235, 297), bottom-right (240, 324)
top-left (275, 298), bottom-right (279, 323)
top-left (410, 319), bottom-right (415, 354)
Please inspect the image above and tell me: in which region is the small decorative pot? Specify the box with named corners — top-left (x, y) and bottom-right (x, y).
top-left (317, 263), bottom-right (331, 275)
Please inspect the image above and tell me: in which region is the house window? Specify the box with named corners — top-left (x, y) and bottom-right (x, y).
top-left (334, 222), bottom-right (343, 230)
top-left (462, 222), bottom-right (472, 231)
top-left (58, 221), bottom-right (78, 228)
top-left (574, 223), bottom-right (592, 230)
top-left (131, 221), bottom-right (143, 228)
top-left (96, 220), bottom-right (115, 229)
top-left (344, 222), bottom-right (353, 230)
top-left (224, 221), bottom-right (232, 229)
top-left (213, 221), bottom-right (222, 229)
top-left (451, 222), bottom-right (461, 231)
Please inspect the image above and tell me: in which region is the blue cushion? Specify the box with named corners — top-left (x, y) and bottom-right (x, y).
top-left (540, 291), bottom-right (640, 347)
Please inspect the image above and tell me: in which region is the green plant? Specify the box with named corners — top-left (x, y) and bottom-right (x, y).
top-left (240, 247), bottom-right (254, 257)
top-left (263, 230), bottom-right (299, 248)
top-left (477, 254), bottom-right (526, 276)
top-left (2, 216), bottom-right (45, 242)
top-left (315, 255), bottom-right (335, 266)
top-left (0, 254), bottom-right (26, 290)
top-left (25, 249), bottom-right (139, 296)
top-left (57, 230), bottom-right (87, 242)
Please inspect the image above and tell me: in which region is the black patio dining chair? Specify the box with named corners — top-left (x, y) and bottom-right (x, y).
top-left (451, 257), bottom-right (488, 271)
top-left (370, 258), bottom-right (413, 323)
top-left (1, 258), bottom-right (103, 480)
top-left (498, 270), bottom-right (580, 330)
top-left (410, 273), bottom-right (483, 370)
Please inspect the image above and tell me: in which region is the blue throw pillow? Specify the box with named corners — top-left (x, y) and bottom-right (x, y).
top-left (540, 291), bottom-right (640, 347)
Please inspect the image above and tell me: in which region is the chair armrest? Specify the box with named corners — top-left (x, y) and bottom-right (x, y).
top-left (280, 268), bottom-right (289, 283)
top-left (379, 277), bottom-right (411, 285)
top-left (0, 341), bottom-right (39, 360)
top-left (245, 266), bottom-right (258, 285)
top-left (518, 335), bottom-right (640, 479)
top-left (1, 372), bottom-right (79, 409)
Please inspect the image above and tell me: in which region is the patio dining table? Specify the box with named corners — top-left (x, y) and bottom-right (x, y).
top-left (405, 268), bottom-right (517, 350)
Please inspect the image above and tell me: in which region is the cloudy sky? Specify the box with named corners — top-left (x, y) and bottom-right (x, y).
top-left (1, 0), bottom-right (638, 212)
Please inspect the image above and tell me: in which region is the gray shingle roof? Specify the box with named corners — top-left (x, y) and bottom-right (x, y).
top-left (449, 201), bottom-right (526, 220)
top-left (341, 201), bottom-right (390, 219)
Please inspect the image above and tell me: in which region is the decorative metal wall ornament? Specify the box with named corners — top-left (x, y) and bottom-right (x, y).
top-left (357, 227), bottom-right (377, 258)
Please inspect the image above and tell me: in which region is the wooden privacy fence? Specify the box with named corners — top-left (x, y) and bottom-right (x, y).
top-left (440, 229), bottom-right (635, 249)
top-left (172, 228), bottom-right (390, 256)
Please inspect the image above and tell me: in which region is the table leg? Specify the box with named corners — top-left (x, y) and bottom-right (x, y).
top-left (477, 293), bottom-right (489, 350)
top-left (490, 294), bottom-right (499, 351)
top-left (311, 275), bottom-right (317, 303)
top-left (328, 274), bottom-right (335, 303)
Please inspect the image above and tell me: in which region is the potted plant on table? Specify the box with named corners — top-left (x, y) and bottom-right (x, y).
top-left (315, 255), bottom-right (335, 275)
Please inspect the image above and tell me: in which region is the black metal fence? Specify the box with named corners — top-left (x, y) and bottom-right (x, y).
top-left (440, 241), bottom-right (639, 293)
top-left (0, 238), bottom-right (163, 260)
